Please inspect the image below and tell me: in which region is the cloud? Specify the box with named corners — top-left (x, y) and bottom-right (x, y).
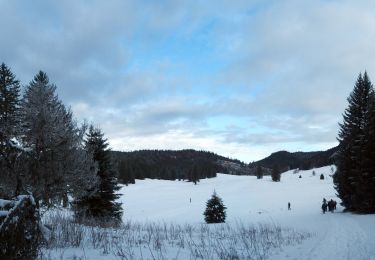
top-left (2, 0), bottom-right (374, 161)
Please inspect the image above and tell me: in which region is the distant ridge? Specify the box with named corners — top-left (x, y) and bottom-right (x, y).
top-left (111, 149), bottom-right (250, 184)
top-left (111, 146), bottom-right (338, 184)
top-left (249, 146), bottom-right (338, 173)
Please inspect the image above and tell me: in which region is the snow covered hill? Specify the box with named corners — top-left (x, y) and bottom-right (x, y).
top-left (119, 166), bottom-right (375, 260)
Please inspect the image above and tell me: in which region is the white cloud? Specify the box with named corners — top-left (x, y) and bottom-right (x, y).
top-left (2, 0), bottom-right (373, 161)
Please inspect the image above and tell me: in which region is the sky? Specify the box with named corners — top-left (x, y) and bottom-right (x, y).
top-left (1, 0), bottom-right (375, 162)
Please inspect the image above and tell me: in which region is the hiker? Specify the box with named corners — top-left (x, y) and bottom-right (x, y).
top-left (333, 200), bottom-right (337, 210)
top-left (328, 199), bottom-right (335, 213)
top-left (288, 202), bottom-right (291, 210)
top-left (328, 200), bottom-right (334, 212)
top-left (322, 201), bottom-right (327, 214)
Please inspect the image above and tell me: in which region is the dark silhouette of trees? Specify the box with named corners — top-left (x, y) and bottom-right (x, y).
top-left (256, 165), bottom-right (263, 179)
top-left (0, 63), bottom-right (22, 197)
top-left (271, 164), bottom-right (281, 182)
top-left (112, 150), bottom-right (226, 184)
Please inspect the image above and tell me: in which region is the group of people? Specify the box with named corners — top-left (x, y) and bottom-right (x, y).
top-left (321, 198), bottom-right (337, 213)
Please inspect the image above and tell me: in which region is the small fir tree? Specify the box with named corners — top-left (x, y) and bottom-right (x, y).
top-left (204, 191), bottom-right (226, 223)
top-left (74, 126), bottom-right (122, 221)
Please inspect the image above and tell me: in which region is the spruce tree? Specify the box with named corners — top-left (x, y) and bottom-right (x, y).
top-left (74, 126), bottom-right (122, 221)
top-left (21, 71), bottom-right (92, 205)
top-left (360, 79), bottom-right (375, 212)
top-left (334, 72), bottom-right (375, 212)
top-left (0, 63), bottom-right (22, 197)
top-left (256, 165), bottom-right (263, 179)
top-left (271, 164), bottom-right (280, 182)
top-left (203, 191), bottom-right (226, 223)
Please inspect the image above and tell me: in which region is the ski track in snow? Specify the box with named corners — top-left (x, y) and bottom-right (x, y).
top-left (305, 214), bottom-right (372, 260)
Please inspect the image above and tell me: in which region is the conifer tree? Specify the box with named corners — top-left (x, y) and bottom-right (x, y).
top-left (334, 72), bottom-right (375, 212)
top-left (0, 63), bottom-right (23, 197)
top-left (256, 165), bottom-right (263, 179)
top-left (21, 71), bottom-right (92, 205)
top-left (74, 126), bottom-right (122, 221)
top-left (203, 191), bottom-right (226, 223)
top-left (362, 89), bottom-right (375, 212)
top-left (271, 164), bottom-right (280, 182)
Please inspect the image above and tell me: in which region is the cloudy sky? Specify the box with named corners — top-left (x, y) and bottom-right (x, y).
top-left (1, 0), bottom-right (375, 162)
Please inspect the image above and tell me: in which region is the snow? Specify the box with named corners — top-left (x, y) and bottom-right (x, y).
top-left (43, 165), bottom-right (375, 259)
top-left (118, 165), bottom-right (375, 260)
top-left (120, 166), bottom-right (337, 224)
top-left (0, 199), bottom-right (13, 209)
top-left (0, 210), bottom-right (8, 217)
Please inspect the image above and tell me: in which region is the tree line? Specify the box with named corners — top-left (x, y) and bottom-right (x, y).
top-left (0, 63), bottom-right (122, 221)
top-left (111, 149), bottom-right (241, 185)
top-left (249, 147), bottom-right (337, 173)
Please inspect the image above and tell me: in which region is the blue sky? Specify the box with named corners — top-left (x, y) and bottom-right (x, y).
top-left (1, 0), bottom-right (375, 162)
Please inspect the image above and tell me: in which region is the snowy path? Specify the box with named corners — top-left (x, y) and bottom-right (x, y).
top-left (311, 213), bottom-right (372, 260)
top-left (300, 213), bottom-right (375, 260)
top-left (274, 212), bottom-right (374, 260)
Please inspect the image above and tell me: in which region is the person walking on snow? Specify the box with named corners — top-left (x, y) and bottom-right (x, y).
top-left (322, 201), bottom-right (327, 214)
top-left (288, 202), bottom-right (291, 210)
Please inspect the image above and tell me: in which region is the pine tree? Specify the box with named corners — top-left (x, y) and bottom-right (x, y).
top-left (256, 165), bottom-right (263, 179)
top-left (271, 164), bottom-right (280, 182)
top-left (334, 72), bottom-right (374, 212)
top-left (74, 126), bottom-right (122, 221)
top-left (0, 63), bottom-right (23, 197)
top-left (203, 191), bottom-right (226, 223)
top-left (360, 81), bottom-right (375, 212)
top-left (21, 71), bottom-right (91, 205)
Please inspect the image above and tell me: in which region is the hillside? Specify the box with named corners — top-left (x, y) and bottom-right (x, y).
top-left (111, 149), bottom-right (251, 184)
top-left (112, 147), bottom-right (338, 184)
top-left (249, 146), bottom-right (338, 172)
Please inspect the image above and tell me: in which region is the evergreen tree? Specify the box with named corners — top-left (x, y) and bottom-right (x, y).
top-left (188, 163), bottom-right (200, 184)
top-left (0, 63), bottom-right (22, 197)
top-left (334, 72), bottom-right (375, 212)
top-left (271, 164), bottom-right (280, 182)
top-left (74, 126), bottom-right (122, 221)
top-left (362, 89), bottom-right (375, 212)
top-left (256, 165), bottom-right (263, 179)
top-left (203, 191), bottom-right (226, 223)
top-left (21, 71), bottom-right (92, 205)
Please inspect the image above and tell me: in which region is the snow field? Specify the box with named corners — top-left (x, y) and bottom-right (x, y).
top-left (42, 166), bottom-right (375, 259)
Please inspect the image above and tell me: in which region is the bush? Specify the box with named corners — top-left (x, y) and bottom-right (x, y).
top-left (0, 195), bottom-right (41, 259)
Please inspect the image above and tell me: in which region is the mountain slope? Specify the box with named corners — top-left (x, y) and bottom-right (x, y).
top-left (249, 146), bottom-right (338, 172)
top-left (111, 149), bottom-right (250, 184)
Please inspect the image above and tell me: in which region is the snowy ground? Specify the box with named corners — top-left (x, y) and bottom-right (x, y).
top-left (43, 166), bottom-right (375, 259)
top-left (120, 165), bottom-right (375, 260)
